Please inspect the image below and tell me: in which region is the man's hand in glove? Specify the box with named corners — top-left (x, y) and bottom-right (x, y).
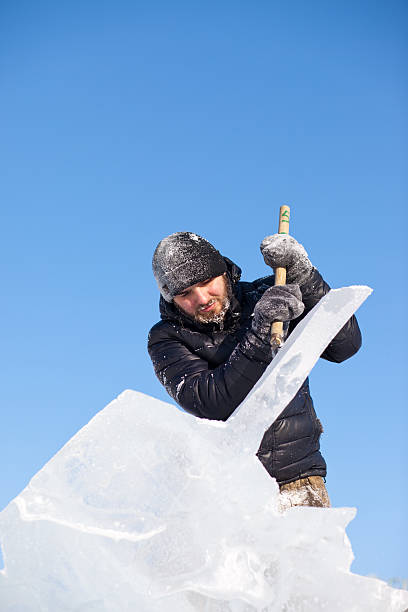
top-left (260, 234), bottom-right (314, 286)
top-left (252, 284), bottom-right (304, 342)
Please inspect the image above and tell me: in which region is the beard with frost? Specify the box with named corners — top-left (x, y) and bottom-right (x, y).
top-left (194, 295), bottom-right (231, 324)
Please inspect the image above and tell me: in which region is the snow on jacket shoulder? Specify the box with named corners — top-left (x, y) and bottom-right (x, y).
top-left (147, 259), bottom-right (362, 484)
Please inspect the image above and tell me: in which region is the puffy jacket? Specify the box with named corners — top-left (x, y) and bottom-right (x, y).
top-left (147, 258), bottom-right (362, 485)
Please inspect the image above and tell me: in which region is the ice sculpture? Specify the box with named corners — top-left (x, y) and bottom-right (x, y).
top-left (1, 286), bottom-right (407, 611)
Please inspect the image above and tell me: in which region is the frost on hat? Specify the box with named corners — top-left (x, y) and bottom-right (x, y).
top-left (152, 232), bottom-right (227, 302)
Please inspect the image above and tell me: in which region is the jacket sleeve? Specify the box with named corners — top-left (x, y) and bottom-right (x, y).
top-left (147, 323), bottom-right (272, 421)
top-left (295, 268), bottom-right (362, 363)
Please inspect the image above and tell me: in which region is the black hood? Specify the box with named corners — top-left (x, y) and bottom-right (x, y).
top-left (158, 256), bottom-right (242, 332)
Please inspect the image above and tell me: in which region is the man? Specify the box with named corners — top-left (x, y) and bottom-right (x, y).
top-left (148, 232), bottom-right (362, 508)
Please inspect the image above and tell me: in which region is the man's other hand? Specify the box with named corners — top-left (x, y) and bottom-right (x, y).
top-left (260, 234), bottom-right (314, 285)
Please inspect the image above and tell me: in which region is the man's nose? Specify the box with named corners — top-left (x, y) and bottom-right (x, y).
top-left (192, 287), bottom-right (208, 304)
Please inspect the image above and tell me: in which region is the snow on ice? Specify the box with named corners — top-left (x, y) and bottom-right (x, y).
top-left (1, 286), bottom-right (407, 611)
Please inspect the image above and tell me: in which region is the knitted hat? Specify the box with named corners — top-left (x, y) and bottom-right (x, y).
top-left (152, 232), bottom-right (227, 302)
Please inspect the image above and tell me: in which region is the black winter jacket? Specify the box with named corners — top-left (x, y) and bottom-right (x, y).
top-left (147, 259), bottom-right (362, 485)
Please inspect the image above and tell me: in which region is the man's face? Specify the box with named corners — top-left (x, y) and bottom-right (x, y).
top-left (173, 274), bottom-right (230, 324)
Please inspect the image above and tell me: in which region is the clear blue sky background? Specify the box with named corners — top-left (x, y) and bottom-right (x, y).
top-left (1, 0), bottom-right (407, 586)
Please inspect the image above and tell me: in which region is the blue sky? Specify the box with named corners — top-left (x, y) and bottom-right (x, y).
top-left (1, 0), bottom-right (407, 585)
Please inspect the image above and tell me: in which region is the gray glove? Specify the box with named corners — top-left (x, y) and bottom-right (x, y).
top-left (260, 234), bottom-right (314, 285)
top-left (252, 284), bottom-right (305, 341)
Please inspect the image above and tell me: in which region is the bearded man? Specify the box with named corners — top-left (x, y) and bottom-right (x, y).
top-left (147, 232), bottom-right (362, 508)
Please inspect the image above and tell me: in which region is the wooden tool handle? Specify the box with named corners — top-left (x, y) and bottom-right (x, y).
top-left (271, 205), bottom-right (290, 346)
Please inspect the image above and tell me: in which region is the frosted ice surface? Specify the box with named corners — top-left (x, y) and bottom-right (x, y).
top-left (1, 286), bottom-right (408, 612)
